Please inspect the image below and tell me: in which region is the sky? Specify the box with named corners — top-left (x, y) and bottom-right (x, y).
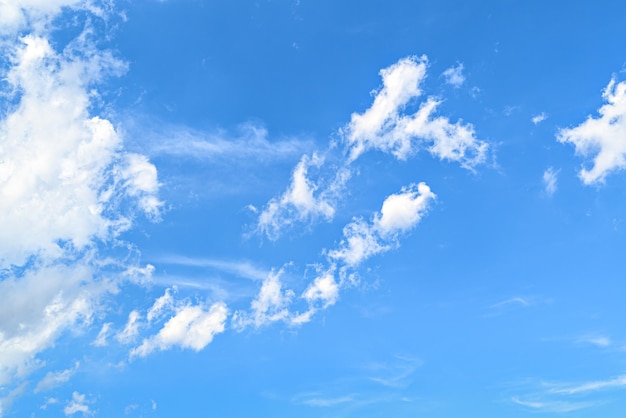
top-left (2, 0), bottom-right (626, 417)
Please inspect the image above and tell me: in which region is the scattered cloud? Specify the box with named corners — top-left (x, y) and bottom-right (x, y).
top-left (300, 394), bottom-right (355, 407)
top-left (345, 56), bottom-right (487, 167)
top-left (257, 153), bottom-right (342, 239)
top-left (64, 391), bottom-right (92, 417)
top-left (130, 290), bottom-right (228, 358)
top-left (232, 269), bottom-right (295, 329)
top-left (328, 183), bottom-right (436, 266)
top-left (532, 112), bottom-right (548, 124)
top-left (442, 63), bottom-right (465, 87)
top-left (558, 78), bottom-right (626, 184)
top-left (115, 310), bottom-right (142, 345)
top-left (543, 167), bottom-right (559, 196)
top-left (92, 322), bottom-right (113, 347)
top-left (34, 362), bottom-right (80, 393)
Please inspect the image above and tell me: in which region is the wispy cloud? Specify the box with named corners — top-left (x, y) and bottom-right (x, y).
top-left (543, 167), bottom-right (559, 196)
top-left (548, 375), bottom-right (626, 395)
top-left (136, 121), bottom-right (313, 164)
top-left (532, 112), bottom-right (548, 124)
top-left (154, 255), bottom-right (270, 281)
top-left (442, 63), bottom-right (465, 88)
top-left (512, 396), bottom-right (595, 413)
top-left (34, 362), bottom-right (80, 393)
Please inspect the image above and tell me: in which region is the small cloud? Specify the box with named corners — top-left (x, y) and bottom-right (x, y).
top-left (442, 63), bottom-right (465, 88)
top-left (64, 392), bottom-right (92, 417)
top-left (576, 335), bottom-right (612, 348)
top-left (543, 167), bottom-right (559, 196)
top-left (532, 112), bottom-right (548, 124)
top-left (34, 362), bottom-right (80, 393)
top-left (512, 396), bottom-right (594, 413)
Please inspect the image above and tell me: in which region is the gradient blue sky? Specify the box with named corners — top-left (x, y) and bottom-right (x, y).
top-left (2, 1), bottom-right (626, 417)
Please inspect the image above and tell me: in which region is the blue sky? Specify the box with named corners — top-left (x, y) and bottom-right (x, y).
top-left (2, 0), bottom-right (626, 416)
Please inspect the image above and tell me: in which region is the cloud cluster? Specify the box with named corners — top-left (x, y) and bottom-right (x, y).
top-left (0, 0), bottom-right (162, 403)
top-left (256, 55), bottom-right (486, 239)
top-left (328, 183), bottom-right (436, 266)
top-left (558, 78), bottom-right (626, 184)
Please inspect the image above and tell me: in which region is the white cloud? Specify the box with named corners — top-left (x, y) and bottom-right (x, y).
top-left (532, 112), bottom-right (548, 124)
top-left (542, 167), bottom-right (558, 196)
top-left (345, 56), bottom-right (487, 168)
top-left (442, 63), bottom-right (465, 87)
top-left (232, 270), bottom-right (295, 329)
top-left (34, 361), bottom-right (80, 393)
top-left (64, 391), bottom-right (91, 416)
top-left (115, 310), bottom-right (142, 344)
top-left (156, 255), bottom-right (270, 281)
top-left (146, 288), bottom-right (176, 323)
top-left (92, 322), bottom-right (113, 347)
top-left (328, 183), bottom-right (436, 266)
top-left (257, 153), bottom-right (339, 239)
top-left (549, 375), bottom-right (626, 395)
top-left (0, 1), bottom-right (162, 399)
top-left (558, 78), bottom-right (626, 184)
top-left (130, 302), bottom-right (228, 358)
top-left (302, 271), bottom-right (339, 309)
top-left (145, 122), bottom-right (312, 164)
top-left (511, 397), bottom-right (594, 413)
top-left (0, 263), bottom-right (105, 386)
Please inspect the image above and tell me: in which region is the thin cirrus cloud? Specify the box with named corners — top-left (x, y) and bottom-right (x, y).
top-left (542, 167), bottom-right (559, 196)
top-left (558, 78), bottom-right (626, 184)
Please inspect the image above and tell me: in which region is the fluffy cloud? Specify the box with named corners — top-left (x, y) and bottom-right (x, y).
top-left (558, 78), bottom-right (626, 184)
top-left (345, 56), bottom-right (487, 167)
top-left (130, 302), bottom-right (228, 358)
top-left (328, 183), bottom-right (436, 266)
top-left (0, 0), bottom-right (161, 404)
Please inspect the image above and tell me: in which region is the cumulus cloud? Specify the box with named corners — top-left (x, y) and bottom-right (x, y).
top-left (328, 183), bottom-right (436, 266)
top-left (543, 167), bottom-right (558, 196)
top-left (558, 78), bottom-right (626, 184)
top-left (442, 63), bottom-right (465, 87)
top-left (0, 0), bottom-right (161, 405)
top-left (345, 56), bottom-right (487, 167)
top-left (130, 302), bottom-right (228, 358)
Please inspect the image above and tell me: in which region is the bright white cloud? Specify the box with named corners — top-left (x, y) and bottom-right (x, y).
top-left (511, 397), bottom-right (594, 413)
top-left (302, 271), bottom-right (339, 309)
top-left (328, 183), bottom-right (436, 266)
top-left (543, 167), bottom-right (558, 196)
top-left (257, 153), bottom-right (338, 239)
top-left (34, 361), bottom-right (80, 393)
top-left (146, 287), bottom-right (176, 323)
top-left (345, 56), bottom-right (488, 167)
top-left (130, 302), bottom-right (228, 358)
top-left (558, 78), bottom-right (626, 184)
top-left (0, 1), bottom-right (161, 402)
top-left (63, 391), bottom-right (91, 416)
top-left (442, 63), bottom-right (465, 87)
